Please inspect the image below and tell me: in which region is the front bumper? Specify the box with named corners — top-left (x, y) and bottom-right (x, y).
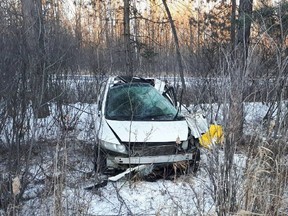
top-left (113, 153), bottom-right (195, 164)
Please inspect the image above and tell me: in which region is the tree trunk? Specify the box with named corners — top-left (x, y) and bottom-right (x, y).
top-left (230, 0), bottom-right (236, 51)
top-left (124, 0), bottom-right (133, 75)
top-left (237, 0), bottom-right (253, 58)
top-left (189, 18), bottom-right (194, 52)
top-left (162, 0), bottom-right (186, 91)
top-left (22, 0), bottom-right (48, 118)
top-left (75, 0), bottom-right (83, 48)
top-left (227, 0), bottom-right (253, 143)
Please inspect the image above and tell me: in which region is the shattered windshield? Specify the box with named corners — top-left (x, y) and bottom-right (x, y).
top-left (105, 83), bottom-right (183, 121)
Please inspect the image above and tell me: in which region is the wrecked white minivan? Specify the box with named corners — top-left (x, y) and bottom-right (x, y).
top-left (95, 76), bottom-right (210, 177)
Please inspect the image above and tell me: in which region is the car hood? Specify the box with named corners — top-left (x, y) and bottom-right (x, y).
top-left (106, 119), bottom-right (188, 143)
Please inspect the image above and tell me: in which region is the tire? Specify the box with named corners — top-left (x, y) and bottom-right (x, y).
top-left (190, 148), bottom-right (201, 173)
top-left (94, 146), bottom-right (107, 174)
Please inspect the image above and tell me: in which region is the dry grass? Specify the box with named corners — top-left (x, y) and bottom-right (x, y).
top-left (241, 138), bottom-right (288, 215)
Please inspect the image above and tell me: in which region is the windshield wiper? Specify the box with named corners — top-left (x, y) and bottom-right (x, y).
top-left (173, 111), bottom-right (185, 120)
top-left (106, 115), bottom-right (131, 120)
top-left (141, 114), bottom-right (176, 120)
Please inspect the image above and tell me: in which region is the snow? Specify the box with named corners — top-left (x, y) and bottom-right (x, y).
top-left (1, 101), bottom-right (287, 215)
top-left (18, 146), bottom-right (249, 215)
top-left (18, 143), bottom-right (248, 215)
top-left (21, 171), bottom-right (218, 215)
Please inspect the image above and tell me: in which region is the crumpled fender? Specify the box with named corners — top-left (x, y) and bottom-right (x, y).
top-left (185, 112), bottom-right (209, 138)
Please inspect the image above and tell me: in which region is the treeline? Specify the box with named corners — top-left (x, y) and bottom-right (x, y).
top-left (0, 0), bottom-right (288, 214)
top-left (1, 1), bottom-right (287, 80)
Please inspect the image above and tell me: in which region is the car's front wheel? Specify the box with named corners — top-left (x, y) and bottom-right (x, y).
top-left (94, 146), bottom-right (107, 174)
top-left (190, 148), bottom-right (201, 173)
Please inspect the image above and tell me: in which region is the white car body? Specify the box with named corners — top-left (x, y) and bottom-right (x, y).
top-left (95, 76), bottom-right (207, 171)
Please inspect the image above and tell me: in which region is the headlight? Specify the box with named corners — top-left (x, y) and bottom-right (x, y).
top-left (116, 144), bottom-right (127, 153)
top-left (102, 141), bottom-right (128, 154)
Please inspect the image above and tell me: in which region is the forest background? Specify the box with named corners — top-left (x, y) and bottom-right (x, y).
top-left (0, 0), bottom-right (287, 215)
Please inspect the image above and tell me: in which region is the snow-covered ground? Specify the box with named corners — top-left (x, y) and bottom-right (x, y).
top-left (17, 141), bottom-right (247, 215)
top-left (1, 102), bottom-right (287, 215)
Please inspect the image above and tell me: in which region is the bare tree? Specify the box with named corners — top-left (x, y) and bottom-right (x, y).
top-left (237, 0), bottom-right (253, 58)
top-left (22, 0), bottom-right (48, 117)
top-left (227, 0), bottom-right (253, 144)
top-left (124, 0), bottom-right (133, 75)
top-left (162, 0), bottom-right (186, 91)
top-left (231, 0), bottom-right (237, 50)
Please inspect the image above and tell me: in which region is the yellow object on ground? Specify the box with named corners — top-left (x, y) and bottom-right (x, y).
top-left (199, 124), bottom-right (224, 149)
